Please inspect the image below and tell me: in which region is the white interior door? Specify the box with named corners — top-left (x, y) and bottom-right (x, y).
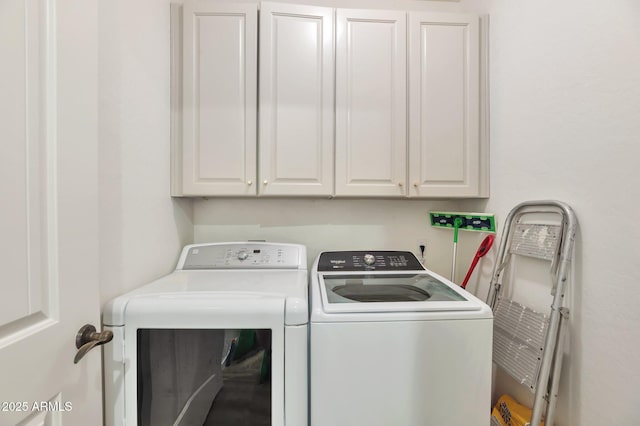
top-left (0, 0), bottom-right (101, 425)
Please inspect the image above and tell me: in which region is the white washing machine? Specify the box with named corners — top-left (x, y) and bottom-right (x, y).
top-left (103, 242), bottom-right (308, 426)
top-left (310, 251), bottom-right (493, 426)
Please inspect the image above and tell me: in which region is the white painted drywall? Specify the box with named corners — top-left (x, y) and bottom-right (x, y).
top-left (459, 1), bottom-right (640, 424)
top-left (98, 0), bottom-right (193, 305)
top-left (194, 198), bottom-right (474, 277)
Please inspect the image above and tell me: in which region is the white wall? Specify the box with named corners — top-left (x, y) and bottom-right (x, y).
top-left (98, 0), bottom-right (194, 305)
top-left (460, 0), bottom-right (640, 424)
top-left (194, 198), bottom-right (481, 277)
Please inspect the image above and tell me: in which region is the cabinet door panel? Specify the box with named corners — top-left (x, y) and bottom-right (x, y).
top-left (335, 9), bottom-right (407, 197)
top-left (259, 2), bottom-right (334, 196)
top-left (409, 13), bottom-right (481, 197)
top-left (180, 1), bottom-right (257, 196)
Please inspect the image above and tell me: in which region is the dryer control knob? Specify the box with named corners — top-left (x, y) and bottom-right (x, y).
top-left (237, 251), bottom-right (249, 261)
top-left (363, 254), bottom-right (376, 265)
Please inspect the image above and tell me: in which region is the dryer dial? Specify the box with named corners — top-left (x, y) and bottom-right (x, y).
top-left (363, 254), bottom-right (376, 265)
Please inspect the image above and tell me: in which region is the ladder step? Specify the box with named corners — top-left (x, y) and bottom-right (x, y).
top-left (493, 298), bottom-right (549, 392)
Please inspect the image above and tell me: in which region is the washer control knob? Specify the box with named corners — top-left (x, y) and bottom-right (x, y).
top-left (363, 254), bottom-right (376, 265)
top-left (237, 250), bottom-right (249, 261)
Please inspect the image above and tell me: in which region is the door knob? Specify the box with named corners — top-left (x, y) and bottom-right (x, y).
top-left (74, 324), bottom-right (113, 364)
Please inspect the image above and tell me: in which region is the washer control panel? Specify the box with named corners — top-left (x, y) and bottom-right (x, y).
top-left (180, 243), bottom-right (303, 269)
top-left (317, 251), bottom-right (424, 271)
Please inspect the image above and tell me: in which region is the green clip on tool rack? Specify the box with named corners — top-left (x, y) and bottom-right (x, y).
top-left (429, 212), bottom-right (496, 282)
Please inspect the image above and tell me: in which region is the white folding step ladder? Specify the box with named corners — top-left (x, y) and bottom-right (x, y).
top-left (486, 200), bottom-right (578, 426)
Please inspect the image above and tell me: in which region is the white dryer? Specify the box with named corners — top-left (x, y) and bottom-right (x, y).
top-left (309, 251), bottom-right (493, 426)
top-left (103, 242), bottom-right (308, 426)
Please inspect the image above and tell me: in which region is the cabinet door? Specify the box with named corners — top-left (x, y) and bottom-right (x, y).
top-left (335, 9), bottom-right (407, 197)
top-left (408, 12), bottom-right (483, 197)
top-left (259, 2), bottom-right (334, 196)
top-left (178, 1), bottom-right (257, 196)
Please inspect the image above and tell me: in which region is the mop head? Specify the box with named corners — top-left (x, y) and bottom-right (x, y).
top-left (491, 394), bottom-right (544, 426)
top-left (429, 211), bottom-right (495, 232)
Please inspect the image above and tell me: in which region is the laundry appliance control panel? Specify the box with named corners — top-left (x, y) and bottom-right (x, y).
top-left (179, 242), bottom-right (304, 269)
top-left (317, 251), bottom-right (424, 272)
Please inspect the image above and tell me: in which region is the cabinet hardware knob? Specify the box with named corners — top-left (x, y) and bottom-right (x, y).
top-left (413, 183), bottom-right (418, 188)
top-left (247, 180), bottom-right (253, 185)
top-left (398, 182), bottom-right (403, 187)
top-left (263, 180), bottom-right (268, 185)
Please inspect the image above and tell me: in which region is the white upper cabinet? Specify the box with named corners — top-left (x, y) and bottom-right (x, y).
top-left (259, 2), bottom-right (335, 196)
top-left (176, 1), bottom-right (257, 196)
top-left (335, 9), bottom-right (408, 197)
top-left (408, 12), bottom-right (486, 197)
top-left (171, 3), bottom-right (487, 198)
